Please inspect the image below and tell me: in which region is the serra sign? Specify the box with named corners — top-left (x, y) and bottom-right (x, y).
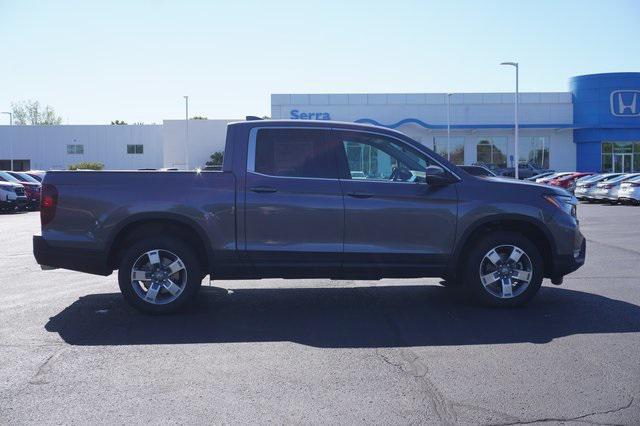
top-left (290, 109), bottom-right (331, 120)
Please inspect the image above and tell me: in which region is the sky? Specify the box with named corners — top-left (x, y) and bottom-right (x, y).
top-left (1, 0), bottom-right (639, 124)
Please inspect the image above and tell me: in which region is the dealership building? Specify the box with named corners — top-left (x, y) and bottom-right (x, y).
top-left (1, 72), bottom-right (639, 172)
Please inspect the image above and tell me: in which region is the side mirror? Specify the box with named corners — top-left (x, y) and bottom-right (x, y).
top-left (424, 165), bottom-right (452, 185)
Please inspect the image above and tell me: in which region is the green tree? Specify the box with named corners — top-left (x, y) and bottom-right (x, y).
top-left (205, 151), bottom-right (224, 167)
top-left (11, 100), bottom-right (63, 125)
top-left (111, 120), bottom-right (127, 125)
top-left (191, 116), bottom-right (208, 120)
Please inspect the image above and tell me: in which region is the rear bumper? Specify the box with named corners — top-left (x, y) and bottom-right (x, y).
top-left (33, 236), bottom-right (112, 276)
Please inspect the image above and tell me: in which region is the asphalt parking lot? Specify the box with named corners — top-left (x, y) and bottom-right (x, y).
top-left (1, 205), bottom-right (639, 425)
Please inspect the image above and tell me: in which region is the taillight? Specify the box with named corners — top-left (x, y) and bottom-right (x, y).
top-left (40, 184), bottom-right (58, 226)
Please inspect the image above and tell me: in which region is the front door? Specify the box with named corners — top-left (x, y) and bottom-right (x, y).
top-left (613, 154), bottom-right (632, 173)
top-left (334, 130), bottom-right (459, 277)
top-left (244, 128), bottom-right (344, 276)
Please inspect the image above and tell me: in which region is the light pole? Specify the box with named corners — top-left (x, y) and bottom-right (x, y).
top-left (1, 112), bottom-right (13, 171)
top-left (183, 96), bottom-right (189, 170)
top-left (446, 93), bottom-right (453, 162)
top-left (500, 62), bottom-right (519, 179)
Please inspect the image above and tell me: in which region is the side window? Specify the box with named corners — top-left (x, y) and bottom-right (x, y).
top-left (339, 133), bottom-right (433, 182)
top-left (253, 129), bottom-right (338, 179)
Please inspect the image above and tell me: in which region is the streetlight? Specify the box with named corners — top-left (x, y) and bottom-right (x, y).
top-left (183, 96), bottom-right (189, 170)
top-left (446, 93), bottom-right (453, 162)
top-left (1, 112), bottom-right (13, 171)
top-left (500, 62), bottom-right (519, 179)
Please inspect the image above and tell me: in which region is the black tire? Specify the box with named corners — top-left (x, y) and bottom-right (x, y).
top-left (118, 236), bottom-right (203, 314)
top-left (462, 231), bottom-right (543, 307)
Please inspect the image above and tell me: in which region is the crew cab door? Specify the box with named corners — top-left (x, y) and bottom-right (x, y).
top-left (244, 128), bottom-right (344, 276)
top-left (334, 130), bottom-right (458, 276)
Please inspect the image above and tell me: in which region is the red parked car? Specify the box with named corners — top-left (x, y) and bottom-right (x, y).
top-left (548, 172), bottom-right (594, 192)
top-left (0, 171), bottom-right (42, 210)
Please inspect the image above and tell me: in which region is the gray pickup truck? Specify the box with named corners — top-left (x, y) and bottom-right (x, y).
top-left (34, 120), bottom-right (585, 313)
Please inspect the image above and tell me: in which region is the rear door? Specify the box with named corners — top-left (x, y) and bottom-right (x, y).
top-left (244, 128), bottom-right (344, 276)
top-left (334, 130), bottom-right (458, 276)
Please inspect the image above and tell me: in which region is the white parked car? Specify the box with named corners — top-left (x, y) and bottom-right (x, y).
top-left (574, 173), bottom-right (622, 201)
top-left (617, 175), bottom-right (640, 205)
top-left (0, 181), bottom-right (27, 212)
top-left (591, 173), bottom-right (640, 203)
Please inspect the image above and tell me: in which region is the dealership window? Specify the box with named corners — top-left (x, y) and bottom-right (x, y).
top-left (252, 129), bottom-right (338, 178)
top-left (66, 144), bottom-right (84, 154)
top-left (601, 142), bottom-right (640, 172)
top-left (476, 137), bottom-right (507, 168)
top-left (518, 136), bottom-right (549, 168)
top-left (127, 144), bottom-right (144, 154)
top-left (433, 137), bottom-right (464, 165)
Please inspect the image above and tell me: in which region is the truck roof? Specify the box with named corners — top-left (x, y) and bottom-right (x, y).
top-left (228, 119), bottom-right (409, 139)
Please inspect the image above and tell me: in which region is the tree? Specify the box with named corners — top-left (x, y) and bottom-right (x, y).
top-left (11, 100), bottom-right (62, 125)
top-left (111, 120), bottom-right (127, 125)
top-left (191, 116), bottom-right (208, 120)
top-left (205, 151), bottom-right (224, 168)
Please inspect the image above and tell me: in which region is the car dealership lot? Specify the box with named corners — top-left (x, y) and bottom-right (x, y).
top-left (1, 206), bottom-right (639, 425)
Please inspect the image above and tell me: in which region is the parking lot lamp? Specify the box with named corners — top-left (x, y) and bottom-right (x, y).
top-left (446, 93), bottom-right (453, 162)
top-left (500, 62), bottom-right (519, 179)
top-left (183, 96), bottom-right (189, 170)
top-left (1, 112), bottom-right (13, 171)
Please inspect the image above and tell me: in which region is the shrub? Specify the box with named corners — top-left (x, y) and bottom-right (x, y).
top-left (68, 162), bottom-right (104, 171)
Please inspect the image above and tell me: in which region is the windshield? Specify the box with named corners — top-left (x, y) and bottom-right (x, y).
top-left (10, 172), bottom-right (39, 183)
top-left (602, 174), bottom-right (631, 183)
top-left (0, 171), bottom-right (21, 183)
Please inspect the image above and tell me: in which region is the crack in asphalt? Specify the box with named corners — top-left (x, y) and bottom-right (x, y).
top-left (28, 347), bottom-right (66, 385)
top-left (487, 397), bottom-right (634, 426)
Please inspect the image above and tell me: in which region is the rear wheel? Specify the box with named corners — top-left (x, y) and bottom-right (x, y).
top-left (118, 237), bottom-right (203, 314)
top-left (463, 231), bottom-right (543, 307)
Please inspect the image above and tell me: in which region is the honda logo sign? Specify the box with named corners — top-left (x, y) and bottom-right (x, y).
top-left (610, 90), bottom-right (640, 117)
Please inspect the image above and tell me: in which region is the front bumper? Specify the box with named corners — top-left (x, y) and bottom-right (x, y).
top-left (550, 238), bottom-right (586, 279)
top-left (33, 236), bottom-right (112, 276)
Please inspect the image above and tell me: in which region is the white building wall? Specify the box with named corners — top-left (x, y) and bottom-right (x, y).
top-left (272, 92), bottom-right (575, 170)
top-left (162, 119), bottom-right (236, 169)
top-left (0, 125), bottom-right (163, 170)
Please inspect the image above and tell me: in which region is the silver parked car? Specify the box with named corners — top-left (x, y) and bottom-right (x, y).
top-left (536, 172), bottom-right (572, 184)
top-left (574, 173), bottom-right (622, 201)
top-left (591, 173), bottom-right (640, 203)
top-left (614, 175), bottom-right (640, 205)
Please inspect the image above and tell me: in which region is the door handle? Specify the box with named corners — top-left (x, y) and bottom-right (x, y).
top-left (249, 186), bottom-right (277, 193)
top-left (347, 191), bottom-right (373, 198)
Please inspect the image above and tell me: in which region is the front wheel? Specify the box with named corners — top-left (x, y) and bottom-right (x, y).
top-left (462, 231), bottom-right (543, 307)
top-left (118, 237), bottom-right (203, 314)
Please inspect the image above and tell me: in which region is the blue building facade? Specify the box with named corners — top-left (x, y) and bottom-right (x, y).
top-left (571, 72), bottom-right (640, 172)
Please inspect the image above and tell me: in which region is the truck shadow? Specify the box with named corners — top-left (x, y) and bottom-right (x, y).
top-left (45, 284), bottom-right (640, 348)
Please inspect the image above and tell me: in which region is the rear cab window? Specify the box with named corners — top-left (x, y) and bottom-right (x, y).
top-left (249, 128), bottom-right (339, 179)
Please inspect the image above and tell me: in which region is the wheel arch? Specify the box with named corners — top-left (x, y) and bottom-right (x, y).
top-left (450, 214), bottom-right (557, 280)
top-left (106, 212), bottom-right (213, 272)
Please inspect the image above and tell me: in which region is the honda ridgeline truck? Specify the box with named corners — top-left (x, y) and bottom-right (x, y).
top-left (34, 120), bottom-right (586, 313)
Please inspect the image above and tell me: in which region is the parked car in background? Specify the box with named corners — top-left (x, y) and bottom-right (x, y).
top-left (25, 170), bottom-right (46, 182)
top-left (574, 173), bottom-right (622, 201)
top-left (548, 172), bottom-right (594, 193)
top-left (458, 165), bottom-right (497, 177)
top-left (536, 172), bottom-right (573, 184)
top-left (501, 163), bottom-right (552, 180)
top-left (471, 162), bottom-right (505, 176)
top-left (0, 181), bottom-right (28, 212)
top-left (592, 173), bottom-right (640, 203)
top-left (526, 171), bottom-right (556, 182)
top-left (0, 171), bottom-right (41, 210)
top-left (617, 175), bottom-right (640, 205)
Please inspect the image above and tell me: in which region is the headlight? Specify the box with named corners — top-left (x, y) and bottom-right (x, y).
top-left (544, 194), bottom-right (577, 217)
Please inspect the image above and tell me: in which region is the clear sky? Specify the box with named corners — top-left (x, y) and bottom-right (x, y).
top-left (1, 0), bottom-right (639, 124)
